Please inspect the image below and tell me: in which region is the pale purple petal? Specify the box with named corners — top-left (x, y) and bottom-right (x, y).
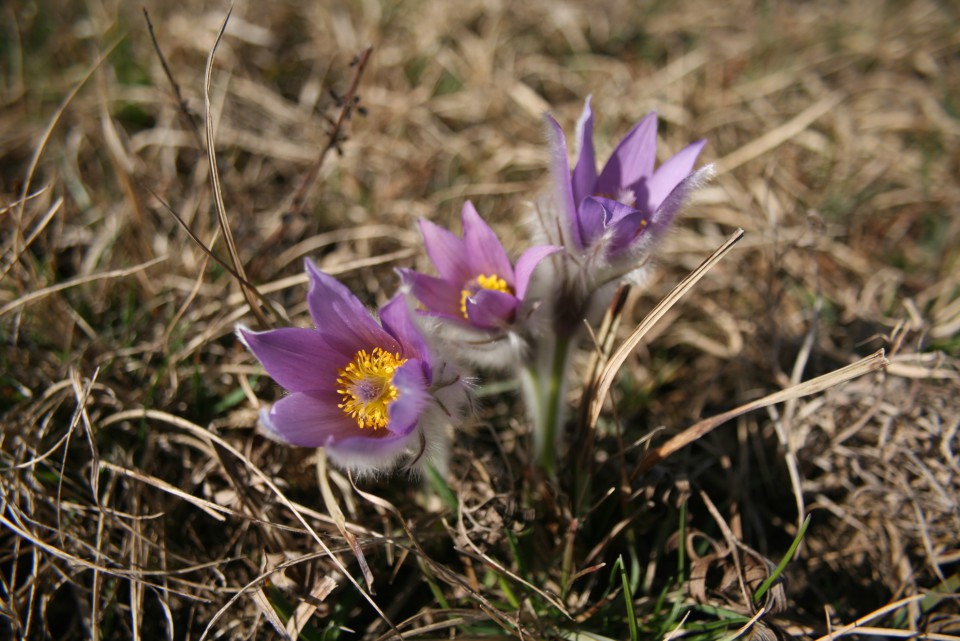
top-left (600, 196), bottom-right (644, 226)
top-left (304, 261), bottom-right (397, 357)
top-left (237, 326), bottom-right (340, 393)
top-left (465, 289), bottom-right (518, 329)
top-left (513, 244), bottom-right (560, 299)
top-left (576, 196), bottom-right (623, 246)
top-left (579, 196), bottom-right (644, 254)
top-left (645, 139), bottom-right (706, 211)
top-left (648, 164), bottom-right (715, 236)
top-left (419, 218), bottom-right (471, 284)
top-left (461, 201), bottom-right (514, 286)
top-left (379, 294), bottom-right (428, 363)
top-left (607, 210), bottom-right (653, 256)
top-left (386, 359), bottom-right (430, 436)
top-left (544, 113), bottom-right (583, 250)
top-left (260, 391), bottom-right (357, 447)
top-left (398, 268), bottom-right (463, 318)
top-left (572, 96), bottom-right (597, 207)
top-left (595, 111), bottom-right (658, 200)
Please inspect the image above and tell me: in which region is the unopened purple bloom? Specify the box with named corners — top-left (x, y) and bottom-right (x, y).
top-left (238, 261), bottom-right (460, 474)
top-left (546, 96), bottom-right (711, 256)
top-left (401, 201), bottom-right (558, 331)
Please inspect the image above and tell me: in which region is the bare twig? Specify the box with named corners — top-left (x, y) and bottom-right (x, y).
top-left (286, 46), bottom-right (373, 218)
top-left (142, 8), bottom-right (205, 150)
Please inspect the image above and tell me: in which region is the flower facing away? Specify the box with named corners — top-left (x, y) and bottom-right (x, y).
top-left (238, 261), bottom-right (466, 475)
top-left (398, 201), bottom-right (558, 365)
top-left (543, 96), bottom-right (713, 268)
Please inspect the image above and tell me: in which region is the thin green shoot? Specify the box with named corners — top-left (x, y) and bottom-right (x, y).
top-left (753, 513), bottom-right (811, 604)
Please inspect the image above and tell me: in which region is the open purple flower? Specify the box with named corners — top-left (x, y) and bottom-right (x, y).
top-left (545, 96), bottom-right (712, 259)
top-left (400, 201), bottom-right (558, 332)
top-left (238, 261), bottom-right (463, 474)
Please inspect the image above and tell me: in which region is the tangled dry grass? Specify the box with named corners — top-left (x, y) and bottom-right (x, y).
top-left (2, 0), bottom-right (958, 639)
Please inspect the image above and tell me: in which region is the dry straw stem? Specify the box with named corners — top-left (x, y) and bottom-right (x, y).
top-left (636, 349), bottom-right (889, 476)
top-left (203, 6), bottom-right (269, 329)
top-left (587, 228), bottom-right (745, 428)
top-left (810, 594), bottom-right (926, 641)
top-left (10, 40), bottom-right (120, 269)
top-left (98, 409), bottom-right (400, 640)
top-left (0, 256), bottom-right (167, 317)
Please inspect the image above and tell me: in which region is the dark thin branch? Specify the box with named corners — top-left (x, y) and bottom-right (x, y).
top-left (143, 184), bottom-right (282, 319)
top-left (287, 46), bottom-right (373, 218)
top-left (143, 8), bottom-right (204, 151)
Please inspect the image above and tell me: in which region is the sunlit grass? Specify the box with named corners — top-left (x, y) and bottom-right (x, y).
top-left (2, 0), bottom-right (959, 639)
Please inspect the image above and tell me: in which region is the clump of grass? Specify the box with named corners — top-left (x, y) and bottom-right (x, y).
top-left (2, 1), bottom-right (959, 639)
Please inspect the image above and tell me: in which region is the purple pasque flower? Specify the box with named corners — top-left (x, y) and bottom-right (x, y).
top-left (400, 201), bottom-right (558, 333)
top-left (545, 96), bottom-right (712, 260)
top-left (238, 260), bottom-right (462, 475)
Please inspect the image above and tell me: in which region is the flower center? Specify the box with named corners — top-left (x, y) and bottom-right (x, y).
top-left (459, 273), bottom-right (513, 319)
top-left (336, 347), bottom-right (407, 430)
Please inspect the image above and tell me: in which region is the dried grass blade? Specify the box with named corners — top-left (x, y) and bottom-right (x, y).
top-left (810, 594), bottom-right (925, 641)
top-left (316, 452), bottom-right (375, 592)
top-left (714, 92), bottom-right (844, 175)
top-left (98, 408), bottom-right (396, 638)
top-left (637, 349), bottom-right (889, 475)
top-left (718, 607), bottom-right (767, 641)
top-left (1, 195), bottom-right (61, 281)
top-left (0, 256), bottom-right (167, 317)
top-left (14, 40), bottom-right (121, 259)
top-left (99, 462), bottom-right (227, 522)
top-left (588, 229), bottom-right (745, 428)
top-left (350, 479), bottom-right (522, 633)
top-left (251, 587), bottom-right (289, 637)
top-left (203, 6), bottom-right (270, 328)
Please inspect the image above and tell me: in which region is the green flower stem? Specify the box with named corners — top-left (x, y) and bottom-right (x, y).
top-left (522, 334), bottom-right (573, 478)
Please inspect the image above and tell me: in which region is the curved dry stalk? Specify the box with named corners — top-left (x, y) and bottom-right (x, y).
top-left (586, 229), bottom-right (745, 429)
top-left (635, 349), bottom-right (889, 476)
top-left (203, 7), bottom-right (270, 329)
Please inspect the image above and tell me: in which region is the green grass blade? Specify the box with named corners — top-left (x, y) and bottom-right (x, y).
top-left (754, 513), bottom-right (811, 603)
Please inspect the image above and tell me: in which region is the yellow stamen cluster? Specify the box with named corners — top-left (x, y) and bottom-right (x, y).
top-left (336, 347), bottom-right (407, 430)
top-left (459, 274), bottom-right (513, 319)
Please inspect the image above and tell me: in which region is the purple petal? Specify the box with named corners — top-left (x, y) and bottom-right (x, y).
top-left (379, 294), bottom-right (429, 362)
top-left (544, 113), bottom-right (583, 250)
top-left (237, 326), bottom-right (340, 393)
top-left (260, 391), bottom-right (357, 447)
top-left (304, 261), bottom-right (397, 357)
top-left (419, 218), bottom-right (471, 284)
top-left (465, 289), bottom-right (518, 329)
top-left (513, 244), bottom-right (560, 299)
top-left (572, 96), bottom-right (597, 207)
top-left (595, 111), bottom-right (658, 201)
top-left (648, 163), bottom-right (715, 236)
top-left (386, 359), bottom-right (430, 436)
top-left (398, 268), bottom-right (463, 318)
top-left (606, 209), bottom-right (654, 256)
top-left (578, 196), bottom-right (644, 254)
top-left (461, 201), bottom-right (514, 286)
top-left (645, 139), bottom-right (706, 211)
top-left (576, 196), bottom-right (628, 245)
